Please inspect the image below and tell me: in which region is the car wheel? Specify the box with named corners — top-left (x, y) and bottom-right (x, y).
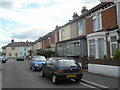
top-left (40, 70), bottom-right (45, 77)
top-left (52, 75), bottom-right (57, 84)
top-left (75, 79), bottom-right (81, 83)
top-left (32, 66), bottom-right (35, 71)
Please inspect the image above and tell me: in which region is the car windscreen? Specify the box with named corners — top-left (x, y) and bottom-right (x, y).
top-left (33, 56), bottom-right (46, 62)
top-left (58, 59), bottom-right (78, 67)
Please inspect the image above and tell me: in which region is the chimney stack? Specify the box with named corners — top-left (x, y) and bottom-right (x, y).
top-left (81, 6), bottom-right (88, 15)
top-left (72, 12), bottom-right (79, 20)
top-left (11, 39), bottom-right (14, 43)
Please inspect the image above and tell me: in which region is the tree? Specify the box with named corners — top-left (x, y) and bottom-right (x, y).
top-left (36, 49), bottom-right (55, 58)
top-left (28, 50), bottom-right (34, 55)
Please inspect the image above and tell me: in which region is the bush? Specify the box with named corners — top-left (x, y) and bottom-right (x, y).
top-left (103, 55), bottom-right (108, 60)
top-left (113, 48), bottom-right (120, 60)
top-left (36, 49), bottom-right (55, 58)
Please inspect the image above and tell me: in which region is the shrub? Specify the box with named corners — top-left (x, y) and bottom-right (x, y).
top-left (103, 55), bottom-right (108, 60)
top-left (36, 49), bottom-right (55, 58)
top-left (113, 48), bottom-right (120, 60)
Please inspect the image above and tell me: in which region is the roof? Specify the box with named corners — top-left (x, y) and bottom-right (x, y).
top-left (6, 42), bottom-right (35, 47)
top-left (86, 2), bottom-right (114, 15)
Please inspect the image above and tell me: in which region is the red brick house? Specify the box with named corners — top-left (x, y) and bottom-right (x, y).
top-left (86, 2), bottom-right (120, 59)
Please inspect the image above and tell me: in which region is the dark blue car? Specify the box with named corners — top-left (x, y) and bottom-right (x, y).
top-left (40, 57), bottom-right (83, 84)
top-left (30, 56), bottom-right (46, 71)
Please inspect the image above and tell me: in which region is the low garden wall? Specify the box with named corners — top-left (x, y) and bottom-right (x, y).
top-left (88, 59), bottom-right (120, 78)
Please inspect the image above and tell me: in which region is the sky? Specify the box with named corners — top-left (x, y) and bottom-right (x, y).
top-left (0, 0), bottom-right (100, 52)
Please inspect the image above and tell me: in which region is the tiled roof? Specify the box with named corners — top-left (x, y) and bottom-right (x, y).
top-left (6, 42), bottom-right (35, 47)
top-left (86, 2), bottom-right (113, 15)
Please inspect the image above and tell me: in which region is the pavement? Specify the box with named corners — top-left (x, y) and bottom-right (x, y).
top-left (82, 69), bottom-right (120, 90)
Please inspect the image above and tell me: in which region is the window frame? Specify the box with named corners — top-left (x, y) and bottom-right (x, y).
top-left (92, 11), bottom-right (102, 32)
top-left (77, 20), bottom-right (83, 35)
top-left (110, 36), bottom-right (118, 57)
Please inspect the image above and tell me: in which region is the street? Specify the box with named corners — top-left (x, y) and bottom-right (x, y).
top-left (2, 59), bottom-right (97, 89)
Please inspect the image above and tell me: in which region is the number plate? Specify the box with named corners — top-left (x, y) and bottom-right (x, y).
top-left (66, 75), bottom-right (76, 77)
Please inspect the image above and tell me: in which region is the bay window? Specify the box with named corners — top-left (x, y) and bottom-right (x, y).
top-left (89, 39), bottom-right (96, 57)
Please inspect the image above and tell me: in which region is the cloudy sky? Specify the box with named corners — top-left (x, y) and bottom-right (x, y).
top-left (0, 0), bottom-right (100, 51)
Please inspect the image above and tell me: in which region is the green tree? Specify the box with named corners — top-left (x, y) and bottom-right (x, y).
top-left (36, 49), bottom-right (55, 58)
top-left (113, 48), bottom-right (120, 60)
top-left (28, 50), bottom-right (34, 55)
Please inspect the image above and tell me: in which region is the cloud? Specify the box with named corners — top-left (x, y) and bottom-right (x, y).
top-left (9, 27), bottom-right (47, 40)
top-left (0, 29), bottom-right (11, 51)
top-left (0, 0), bottom-right (101, 51)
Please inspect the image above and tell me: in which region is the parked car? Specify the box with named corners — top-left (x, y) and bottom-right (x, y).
top-left (30, 55), bottom-right (46, 71)
top-left (16, 56), bottom-right (24, 61)
top-left (40, 57), bottom-right (83, 84)
top-left (0, 56), bottom-right (7, 63)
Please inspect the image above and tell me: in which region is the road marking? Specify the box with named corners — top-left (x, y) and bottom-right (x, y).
top-left (80, 82), bottom-right (98, 89)
top-left (81, 79), bottom-right (111, 89)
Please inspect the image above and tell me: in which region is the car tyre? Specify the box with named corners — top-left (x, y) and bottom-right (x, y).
top-left (52, 75), bottom-right (58, 84)
top-left (32, 66), bottom-right (35, 71)
top-left (40, 70), bottom-right (45, 77)
top-left (30, 66), bottom-right (32, 69)
top-left (75, 79), bottom-right (81, 83)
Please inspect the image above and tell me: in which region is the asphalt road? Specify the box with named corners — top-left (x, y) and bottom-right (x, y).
top-left (2, 59), bottom-right (98, 89)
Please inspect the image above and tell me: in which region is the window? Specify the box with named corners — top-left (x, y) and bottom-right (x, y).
top-left (24, 48), bottom-right (26, 51)
top-left (98, 12), bottom-right (102, 30)
top-left (58, 60), bottom-right (77, 67)
top-left (77, 20), bottom-right (83, 35)
top-left (20, 52), bottom-right (22, 56)
top-left (93, 11), bottom-right (102, 31)
top-left (9, 53), bottom-right (11, 56)
top-left (15, 53), bottom-right (18, 57)
top-left (11, 47), bottom-right (15, 50)
top-left (110, 36), bottom-right (117, 56)
top-left (98, 38), bottom-right (104, 58)
top-left (89, 39), bottom-right (96, 57)
top-left (93, 15), bottom-right (97, 31)
top-left (61, 29), bottom-right (65, 40)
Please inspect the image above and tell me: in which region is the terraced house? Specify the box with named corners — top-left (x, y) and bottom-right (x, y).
top-left (2, 39), bottom-right (34, 58)
top-left (32, 26), bottom-right (60, 54)
top-left (86, 2), bottom-right (120, 59)
top-left (57, 7), bottom-right (88, 57)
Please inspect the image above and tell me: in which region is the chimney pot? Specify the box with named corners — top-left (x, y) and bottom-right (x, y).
top-left (81, 6), bottom-right (88, 15)
top-left (11, 39), bottom-right (14, 43)
top-left (72, 12), bottom-right (79, 20)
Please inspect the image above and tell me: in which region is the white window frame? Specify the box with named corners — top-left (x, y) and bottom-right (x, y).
top-left (92, 11), bottom-right (102, 32)
top-left (87, 32), bottom-right (106, 59)
top-left (89, 39), bottom-right (96, 57)
top-left (110, 36), bottom-right (118, 57)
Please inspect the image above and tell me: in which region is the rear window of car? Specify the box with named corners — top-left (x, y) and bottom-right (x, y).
top-left (58, 59), bottom-right (78, 67)
top-left (33, 56), bottom-right (46, 62)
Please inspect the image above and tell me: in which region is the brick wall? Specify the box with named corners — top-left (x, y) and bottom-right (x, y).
top-left (87, 16), bottom-right (93, 34)
top-left (102, 6), bottom-right (117, 31)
